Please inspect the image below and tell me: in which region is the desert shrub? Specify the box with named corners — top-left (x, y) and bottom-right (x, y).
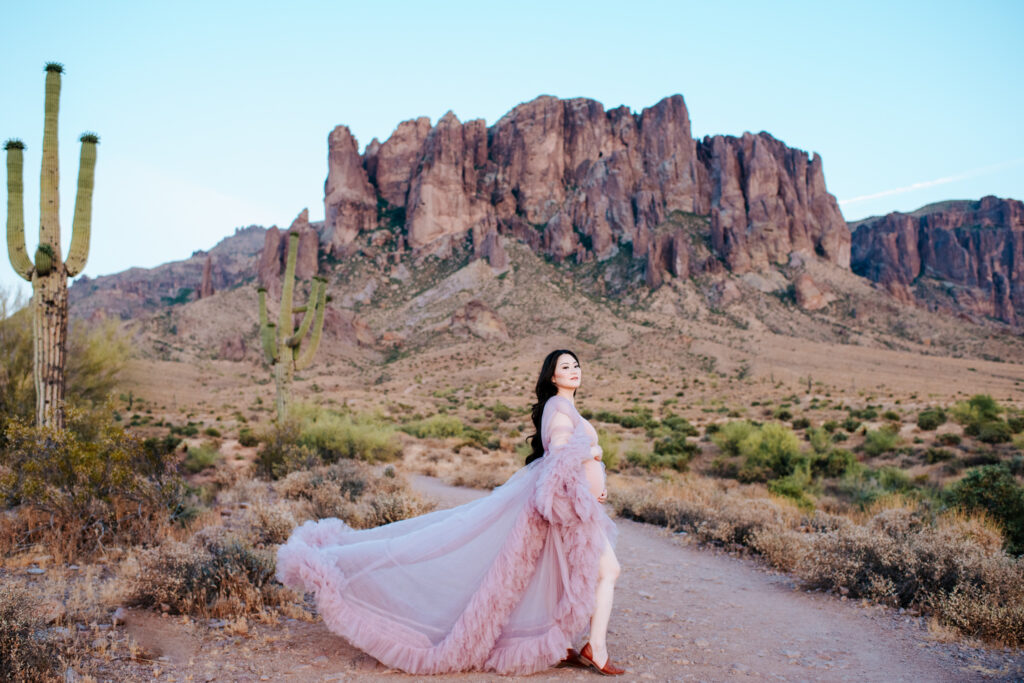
top-left (597, 429), bottom-right (620, 471)
top-left (917, 409), bottom-right (947, 431)
top-left (924, 447), bottom-right (955, 464)
top-left (931, 581), bottom-right (1024, 647)
top-left (238, 428), bottom-right (259, 447)
top-left (806, 427), bottom-right (831, 455)
top-left (0, 300), bottom-right (131, 438)
top-left (707, 455), bottom-right (740, 478)
top-left (0, 581), bottom-right (59, 682)
top-left (737, 422), bottom-right (803, 481)
top-left (946, 464), bottom-right (1024, 555)
top-left (862, 425), bottom-right (900, 456)
top-left (797, 505), bottom-right (1013, 610)
top-left (848, 406), bottom-right (878, 420)
top-left (711, 420), bottom-right (757, 457)
top-left (791, 416), bottom-right (811, 430)
top-left (254, 419), bottom-right (319, 479)
top-left (841, 417), bottom-right (862, 433)
top-left (772, 407), bottom-right (793, 421)
top-left (183, 441), bottom-right (220, 474)
top-left (1007, 415), bottom-right (1024, 434)
top-left (489, 402), bottom-right (513, 421)
top-left (593, 410), bottom-right (653, 430)
top-left (882, 410), bottom-right (901, 421)
top-left (822, 420), bottom-right (839, 433)
top-left (976, 420), bottom-right (1012, 444)
top-left (278, 460), bottom-right (432, 529)
top-left (936, 432), bottom-right (961, 446)
top-left (204, 426), bottom-right (221, 437)
top-left (951, 394), bottom-right (1002, 428)
top-left (0, 408), bottom-right (185, 561)
top-left (297, 407), bottom-right (401, 462)
top-left (400, 414), bottom-right (465, 438)
top-left (812, 448), bottom-right (857, 478)
top-left (768, 463), bottom-right (816, 510)
top-left (659, 413), bottom-right (698, 436)
top-left (831, 431), bottom-right (848, 442)
top-left (126, 528), bottom-right (287, 618)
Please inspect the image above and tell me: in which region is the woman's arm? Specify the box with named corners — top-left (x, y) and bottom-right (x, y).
top-left (582, 458), bottom-right (605, 500)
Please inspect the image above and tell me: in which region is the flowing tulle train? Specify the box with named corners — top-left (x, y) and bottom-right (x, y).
top-left (276, 399), bottom-right (615, 675)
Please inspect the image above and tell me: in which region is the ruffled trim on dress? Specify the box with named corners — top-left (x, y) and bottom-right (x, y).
top-left (275, 407), bottom-right (616, 675)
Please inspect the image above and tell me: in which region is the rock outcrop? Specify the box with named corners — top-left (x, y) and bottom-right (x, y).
top-left (450, 300), bottom-right (509, 341)
top-left (851, 196), bottom-right (1024, 325)
top-left (257, 209), bottom-right (320, 295)
top-left (197, 255), bottom-right (215, 299)
top-left (68, 225), bottom-right (267, 320)
top-left (320, 94), bottom-right (849, 288)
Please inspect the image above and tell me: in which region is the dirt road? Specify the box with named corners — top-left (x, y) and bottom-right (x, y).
top-left (119, 476), bottom-right (1024, 682)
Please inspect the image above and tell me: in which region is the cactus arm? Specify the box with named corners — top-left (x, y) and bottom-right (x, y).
top-left (65, 133), bottom-right (98, 277)
top-left (4, 140), bottom-right (32, 280)
top-left (277, 232), bottom-right (299, 342)
top-left (257, 287), bottom-right (269, 327)
top-left (286, 278), bottom-right (322, 348)
top-left (39, 63), bottom-right (62, 258)
top-left (294, 280), bottom-right (328, 371)
top-left (260, 322), bottom-right (278, 363)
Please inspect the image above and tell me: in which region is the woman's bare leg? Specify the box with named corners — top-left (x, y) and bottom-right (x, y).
top-left (587, 538), bottom-right (620, 667)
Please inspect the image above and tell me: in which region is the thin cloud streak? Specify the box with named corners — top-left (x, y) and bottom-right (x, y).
top-left (840, 158), bottom-right (1024, 206)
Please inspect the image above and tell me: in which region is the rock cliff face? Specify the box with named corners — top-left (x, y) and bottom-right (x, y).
top-left (321, 94), bottom-right (849, 287)
top-left (68, 225), bottom-right (267, 320)
top-left (850, 196), bottom-right (1024, 325)
top-left (257, 209), bottom-right (320, 295)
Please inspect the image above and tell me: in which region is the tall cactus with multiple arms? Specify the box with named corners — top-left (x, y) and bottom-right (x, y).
top-left (5, 63), bottom-right (98, 428)
top-left (257, 231), bottom-right (328, 422)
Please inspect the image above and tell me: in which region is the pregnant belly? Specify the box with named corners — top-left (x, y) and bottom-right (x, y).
top-left (582, 458), bottom-right (605, 498)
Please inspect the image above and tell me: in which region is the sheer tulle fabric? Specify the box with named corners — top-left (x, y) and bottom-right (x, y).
top-left (275, 396), bottom-right (616, 675)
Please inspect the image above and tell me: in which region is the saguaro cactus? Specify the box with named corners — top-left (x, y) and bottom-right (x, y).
top-left (5, 63), bottom-right (98, 428)
top-left (257, 231), bottom-right (328, 422)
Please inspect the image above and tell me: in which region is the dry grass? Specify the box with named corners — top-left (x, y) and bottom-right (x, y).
top-left (0, 580), bottom-right (60, 682)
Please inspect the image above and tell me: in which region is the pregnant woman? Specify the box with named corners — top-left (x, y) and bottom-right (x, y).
top-left (276, 349), bottom-right (624, 675)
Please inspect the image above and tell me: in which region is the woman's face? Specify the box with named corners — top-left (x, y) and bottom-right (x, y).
top-left (551, 354), bottom-right (581, 392)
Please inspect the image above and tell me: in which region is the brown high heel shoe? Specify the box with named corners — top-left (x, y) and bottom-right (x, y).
top-left (579, 642), bottom-right (626, 676)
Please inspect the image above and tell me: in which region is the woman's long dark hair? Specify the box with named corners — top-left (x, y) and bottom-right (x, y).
top-left (525, 349), bottom-right (579, 465)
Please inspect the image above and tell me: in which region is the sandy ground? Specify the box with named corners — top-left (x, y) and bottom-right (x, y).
top-left (110, 476), bottom-right (1024, 683)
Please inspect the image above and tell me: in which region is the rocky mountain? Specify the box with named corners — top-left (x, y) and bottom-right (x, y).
top-left (321, 95), bottom-right (849, 290)
top-left (850, 196), bottom-right (1024, 325)
top-left (68, 225), bottom-right (267, 320)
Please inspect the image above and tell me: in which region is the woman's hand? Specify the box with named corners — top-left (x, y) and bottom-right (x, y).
top-left (597, 488), bottom-right (608, 504)
top-left (589, 444), bottom-right (603, 461)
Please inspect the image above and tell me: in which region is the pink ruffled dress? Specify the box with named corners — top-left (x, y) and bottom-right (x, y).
top-left (275, 395), bottom-right (617, 675)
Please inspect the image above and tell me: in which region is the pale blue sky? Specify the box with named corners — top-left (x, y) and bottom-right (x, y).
top-left (2, 0), bottom-right (1022, 301)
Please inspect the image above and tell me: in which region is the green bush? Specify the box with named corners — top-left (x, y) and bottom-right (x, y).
top-left (773, 407), bottom-right (793, 421)
top-left (841, 417), bottom-right (862, 433)
top-left (767, 462), bottom-right (816, 510)
top-left (862, 425), bottom-right (900, 456)
top-left (204, 426), bottom-right (221, 438)
top-left (183, 441), bottom-right (220, 474)
top-left (976, 421), bottom-right (1012, 445)
top-left (738, 422), bottom-right (803, 481)
top-left (711, 420), bottom-right (757, 457)
top-left (936, 432), bottom-right (961, 446)
top-left (924, 447), bottom-right (955, 464)
top-left (238, 428), bottom-right (259, 447)
top-left (1007, 416), bottom-right (1024, 434)
top-left (951, 394), bottom-right (1002, 427)
top-left (882, 410), bottom-right (901, 421)
top-left (917, 409), bottom-right (947, 431)
top-left (298, 409), bottom-right (401, 462)
top-left (489, 402), bottom-right (513, 421)
top-left (791, 416), bottom-right (811, 430)
top-left (822, 420), bottom-right (839, 433)
top-left (946, 464), bottom-right (1024, 555)
top-left (806, 427), bottom-right (831, 455)
top-left (400, 414), bottom-right (465, 438)
top-left (0, 299), bottom-right (131, 434)
top-left (812, 448), bottom-right (857, 478)
top-left (255, 420), bottom-right (319, 479)
top-left (660, 413), bottom-right (698, 436)
top-left (597, 429), bottom-right (620, 471)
